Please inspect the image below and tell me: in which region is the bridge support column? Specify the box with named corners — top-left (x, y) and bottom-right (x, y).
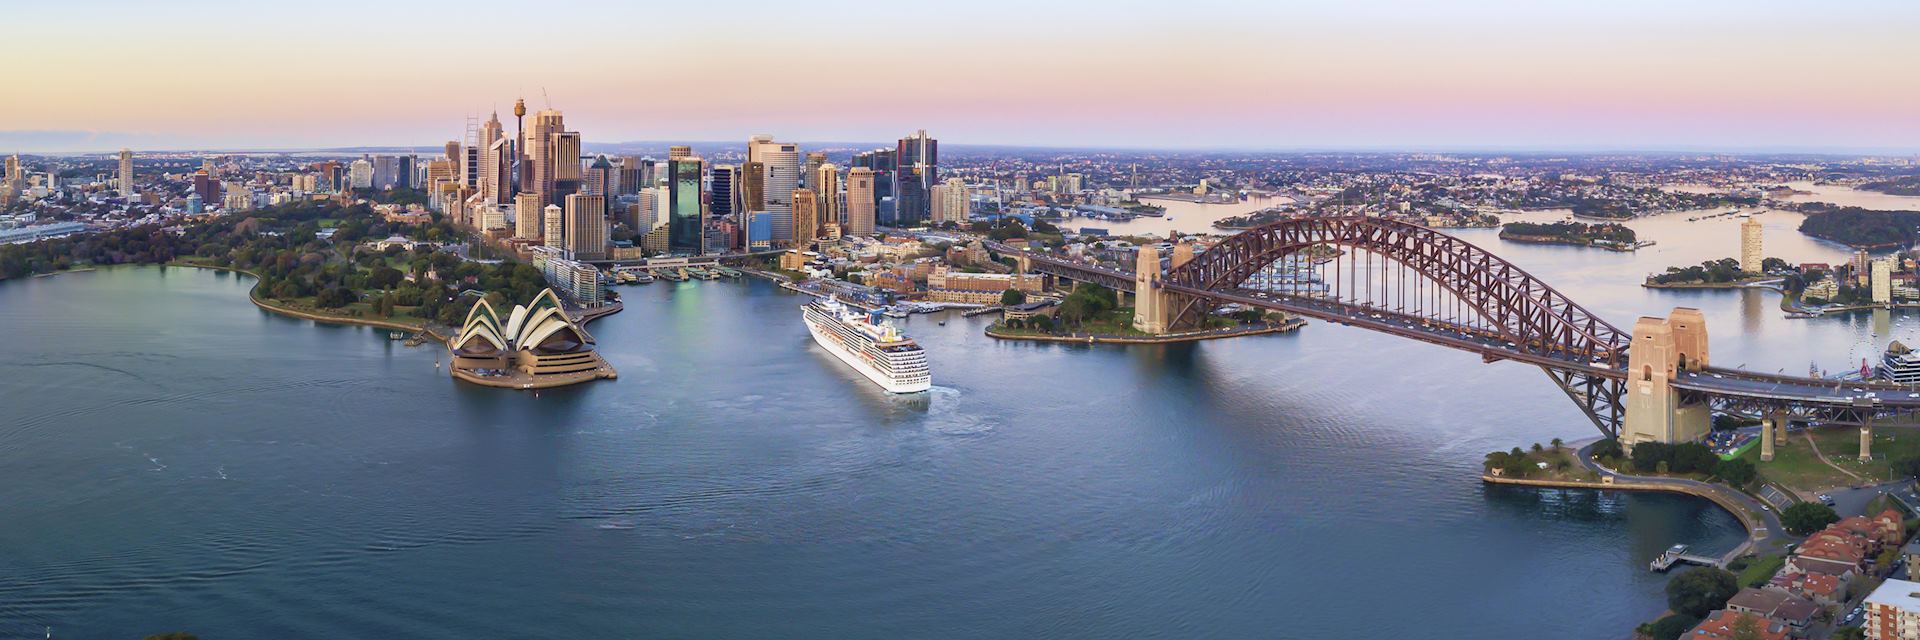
top-left (1760, 414), bottom-right (1776, 462)
top-left (1131, 244), bottom-right (1168, 334)
top-left (1861, 421), bottom-right (1874, 462)
top-left (1621, 308), bottom-right (1712, 451)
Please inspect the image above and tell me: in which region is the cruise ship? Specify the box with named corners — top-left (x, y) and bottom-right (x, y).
top-left (803, 298), bottom-right (931, 393)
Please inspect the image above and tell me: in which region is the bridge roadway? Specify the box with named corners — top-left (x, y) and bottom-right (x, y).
top-left (993, 240), bottom-right (1920, 422)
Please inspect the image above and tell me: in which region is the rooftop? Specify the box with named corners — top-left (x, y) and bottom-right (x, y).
top-left (1865, 578), bottom-right (1920, 613)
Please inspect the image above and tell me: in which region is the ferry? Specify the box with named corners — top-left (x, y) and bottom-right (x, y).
top-left (803, 298), bottom-right (931, 394)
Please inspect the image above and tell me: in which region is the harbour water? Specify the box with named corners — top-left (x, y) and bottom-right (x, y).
top-left (8, 196), bottom-right (1920, 638)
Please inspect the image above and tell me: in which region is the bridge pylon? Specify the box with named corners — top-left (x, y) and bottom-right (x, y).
top-left (1622, 308), bottom-right (1712, 450)
top-left (1133, 244), bottom-right (1168, 334)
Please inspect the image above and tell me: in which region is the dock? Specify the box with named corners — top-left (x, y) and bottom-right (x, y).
top-left (1648, 543), bottom-right (1745, 572)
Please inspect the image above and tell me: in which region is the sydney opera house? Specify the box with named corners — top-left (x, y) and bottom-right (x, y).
top-left (449, 289), bottom-right (616, 388)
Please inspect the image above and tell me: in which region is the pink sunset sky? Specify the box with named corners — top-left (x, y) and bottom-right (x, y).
top-left (7, 0), bottom-right (1920, 152)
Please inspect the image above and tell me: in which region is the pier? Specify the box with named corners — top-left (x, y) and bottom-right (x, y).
top-left (1647, 543), bottom-right (1747, 572)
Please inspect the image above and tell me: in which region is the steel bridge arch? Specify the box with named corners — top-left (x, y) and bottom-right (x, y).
top-left (1165, 216), bottom-right (1632, 364)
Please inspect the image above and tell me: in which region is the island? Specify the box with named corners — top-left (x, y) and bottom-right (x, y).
top-left (1858, 176), bottom-right (1920, 196)
top-left (1796, 205), bottom-right (1920, 248)
top-left (1498, 220), bottom-right (1646, 250)
top-left (1644, 257), bottom-right (1786, 288)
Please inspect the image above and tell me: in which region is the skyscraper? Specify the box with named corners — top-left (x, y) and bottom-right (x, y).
top-left (894, 130), bottom-right (937, 226)
top-left (479, 112), bottom-right (509, 203)
top-left (584, 155), bottom-right (614, 197)
top-left (525, 109), bottom-right (566, 203)
top-left (792, 188), bottom-right (819, 247)
top-left (564, 193), bottom-right (607, 261)
top-left (1740, 216), bottom-right (1763, 274)
top-left (668, 157), bottom-right (705, 255)
top-left (803, 152), bottom-right (828, 190)
top-left (710, 165), bottom-right (736, 220)
top-left (668, 145), bottom-right (692, 160)
top-left (747, 135), bottom-right (800, 244)
top-left (853, 148), bottom-right (897, 224)
top-left (847, 167), bottom-right (876, 237)
top-left (117, 148), bottom-right (134, 198)
top-left (617, 156), bottom-right (646, 196)
top-left (812, 163), bottom-right (840, 225)
top-left (738, 160), bottom-right (765, 224)
top-left (551, 131), bottom-right (583, 201)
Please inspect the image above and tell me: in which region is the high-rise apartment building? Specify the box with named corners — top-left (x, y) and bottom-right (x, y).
top-left (792, 188), bottom-right (819, 247)
top-left (933, 177), bottom-right (968, 226)
top-left (1874, 258), bottom-right (1894, 305)
top-left (515, 192), bottom-right (544, 240)
top-left (847, 167), bottom-right (876, 236)
top-left (1865, 578), bottom-right (1920, 640)
top-left (668, 157), bottom-right (704, 255)
top-left (1740, 216), bottom-right (1763, 274)
top-left (543, 204), bottom-right (565, 249)
top-left (117, 148), bottom-right (134, 198)
top-left (348, 159), bottom-right (374, 190)
top-left (564, 193), bottom-right (607, 261)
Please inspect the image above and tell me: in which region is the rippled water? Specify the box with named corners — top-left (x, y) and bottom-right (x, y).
top-left (11, 196), bottom-right (1920, 637)
top-left (0, 262), bottom-right (1759, 638)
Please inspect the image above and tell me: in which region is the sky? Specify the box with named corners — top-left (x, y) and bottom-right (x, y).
top-left (6, 0), bottom-right (1920, 153)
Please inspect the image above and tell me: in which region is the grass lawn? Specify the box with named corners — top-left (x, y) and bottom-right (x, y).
top-left (1491, 446), bottom-right (1599, 482)
top-left (1743, 426), bottom-right (1920, 493)
top-left (1735, 554), bottom-right (1786, 588)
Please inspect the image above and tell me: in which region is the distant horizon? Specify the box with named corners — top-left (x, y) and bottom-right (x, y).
top-left (17, 139), bottom-right (1920, 159)
top-left (10, 1), bottom-right (1920, 156)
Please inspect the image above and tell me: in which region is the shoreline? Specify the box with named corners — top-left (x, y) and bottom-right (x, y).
top-left (1641, 279), bottom-right (1774, 290)
top-left (164, 262), bottom-right (447, 339)
top-left (985, 318), bottom-right (1306, 344)
top-left (1482, 474), bottom-right (1765, 548)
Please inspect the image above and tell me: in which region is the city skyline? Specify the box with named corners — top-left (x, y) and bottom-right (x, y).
top-left (9, 0), bottom-right (1920, 154)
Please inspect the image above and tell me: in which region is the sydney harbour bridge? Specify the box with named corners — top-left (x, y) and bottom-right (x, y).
top-left (988, 216), bottom-right (1920, 459)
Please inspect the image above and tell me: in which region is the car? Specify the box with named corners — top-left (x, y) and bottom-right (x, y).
top-left (1761, 505), bottom-right (1771, 512)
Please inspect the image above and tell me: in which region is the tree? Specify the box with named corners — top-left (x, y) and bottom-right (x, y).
top-left (1000, 289), bottom-right (1027, 306)
top-left (1665, 567), bottom-right (1738, 618)
top-left (1641, 613), bottom-right (1701, 640)
top-left (1531, 442), bottom-right (1544, 454)
top-left (1631, 442), bottom-right (1672, 473)
top-left (1893, 454), bottom-right (1920, 480)
top-left (1550, 437), bottom-right (1564, 451)
top-left (1713, 458), bottom-right (1757, 488)
top-left (1667, 442), bottom-right (1720, 475)
top-left (1591, 438), bottom-right (1624, 462)
top-left (1780, 502), bottom-right (1839, 535)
